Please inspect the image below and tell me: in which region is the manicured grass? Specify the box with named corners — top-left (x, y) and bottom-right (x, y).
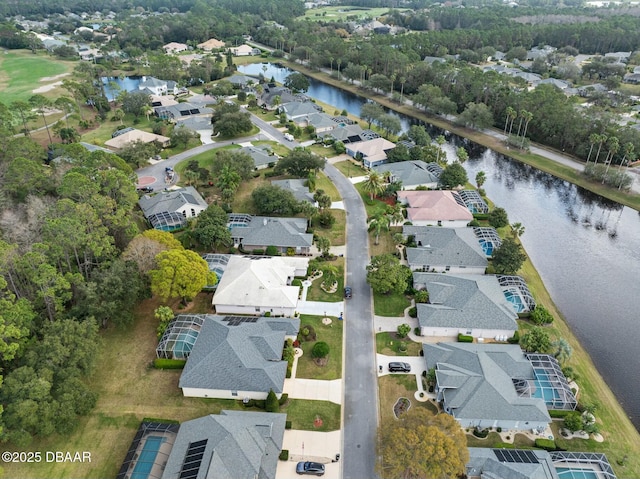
top-left (0, 50), bottom-right (74, 103)
top-left (315, 171), bottom-right (342, 201)
top-left (355, 182), bottom-right (392, 218)
top-left (368, 228), bottom-right (400, 257)
top-left (306, 142), bottom-right (341, 159)
top-left (231, 173), bottom-right (273, 213)
top-left (306, 258), bottom-right (345, 302)
top-left (333, 159), bottom-right (367, 179)
top-left (465, 431), bottom-right (503, 448)
top-left (312, 209), bottom-right (346, 246)
top-left (295, 314), bottom-right (343, 380)
top-left (373, 290), bottom-right (411, 317)
top-left (285, 399), bottom-right (341, 432)
top-left (302, 6), bottom-right (405, 22)
top-left (253, 140), bottom-right (290, 158)
top-left (378, 375), bottom-right (438, 424)
top-left (376, 332), bottom-right (422, 356)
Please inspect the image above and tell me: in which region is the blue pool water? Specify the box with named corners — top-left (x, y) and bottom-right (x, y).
top-left (131, 436), bottom-right (164, 479)
top-left (478, 240), bottom-right (494, 256)
top-left (173, 332), bottom-right (197, 359)
top-left (556, 467), bottom-right (599, 479)
top-left (504, 291), bottom-right (525, 312)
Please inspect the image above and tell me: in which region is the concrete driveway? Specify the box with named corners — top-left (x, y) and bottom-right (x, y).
top-left (296, 300), bottom-right (344, 317)
top-left (277, 430), bottom-right (342, 479)
top-left (284, 378), bottom-right (342, 405)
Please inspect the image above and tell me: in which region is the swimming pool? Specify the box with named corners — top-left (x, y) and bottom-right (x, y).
top-left (504, 289), bottom-right (526, 312)
top-left (131, 435), bottom-right (164, 479)
top-left (556, 467), bottom-right (599, 479)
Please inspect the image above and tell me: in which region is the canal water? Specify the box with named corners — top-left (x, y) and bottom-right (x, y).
top-left (240, 63), bottom-right (640, 429)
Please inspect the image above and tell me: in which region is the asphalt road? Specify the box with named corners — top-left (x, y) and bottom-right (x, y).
top-left (323, 163), bottom-right (380, 479)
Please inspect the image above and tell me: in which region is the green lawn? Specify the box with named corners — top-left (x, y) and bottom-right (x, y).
top-left (295, 314), bottom-right (343, 380)
top-left (315, 171), bottom-right (341, 201)
top-left (301, 6), bottom-right (403, 23)
top-left (285, 399), bottom-right (341, 431)
top-left (312, 209), bottom-right (346, 246)
top-left (376, 332), bottom-right (422, 356)
top-left (0, 50), bottom-right (74, 103)
top-left (306, 258), bottom-right (345, 302)
top-left (355, 182), bottom-right (392, 217)
top-left (333, 159), bottom-right (367, 179)
top-left (373, 290), bottom-right (411, 316)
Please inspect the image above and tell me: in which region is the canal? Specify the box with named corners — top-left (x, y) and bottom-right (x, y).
top-left (240, 63), bottom-right (640, 429)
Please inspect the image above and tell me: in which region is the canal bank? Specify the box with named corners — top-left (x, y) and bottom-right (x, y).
top-left (279, 60), bottom-right (640, 212)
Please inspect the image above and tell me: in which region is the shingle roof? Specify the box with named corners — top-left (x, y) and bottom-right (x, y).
top-left (466, 448), bottom-right (557, 479)
top-left (279, 101), bottom-right (322, 118)
top-left (229, 216), bottom-right (313, 248)
top-left (270, 179), bottom-right (314, 203)
top-left (240, 146), bottom-right (274, 168)
top-left (424, 342), bottom-right (550, 425)
top-left (161, 410), bottom-right (286, 479)
top-left (213, 256), bottom-right (307, 310)
top-left (414, 273), bottom-right (517, 331)
top-left (179, 315), bottom-right (299, 393)
top-left (138, 186), bottom-right (208, 218)
top-left (373, 160), bottom-right (442, 187)
top-left (398, 191), bottom-right (474, 222)
top-left (403, 226), bottom-right (488, 270)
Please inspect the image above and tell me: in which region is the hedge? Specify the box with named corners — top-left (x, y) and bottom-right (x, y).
top-left (507, 331), bottom-right (520, 344)
top-left (458, 333), bottom-right (473, 343)
top-left (549, 410), bottom-right (572, 418)
top-left (279, 450), bottom-right (289, 461)
top-left (141, 417), bottom-right (180, 424)
top-left (153, 358), bottom-right (187, 369)
top-left (535, 438), bottom-right (556, 450)
top-left (472, 428), bottom-right (489, 438)
top-left (285, 421), bottom-right (292, 430)
top-left (278, 393), bottom-right (289, 406)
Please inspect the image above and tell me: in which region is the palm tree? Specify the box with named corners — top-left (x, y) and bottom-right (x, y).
top-left (516, 109), bottom-right (527, 138)
top-left (456, 146), bottom-right (469, 164)
top-left (475, 171), bottom-right (487, 189)
top-left (520, 111), bottom-right (533, 149)
top-left (399, 76), bottom-right (406, 103)
top-left (507, 107), bottom-right (517, 137)
top-left (183, 170), bottom-right (200, 186)
top-left (602, 136), bottom-right (620, 183)
top-left (586, 133), bottom-right (599, 165)
top-left (552, 338), bottom-right (572, 365)
top-left (435, 135), bottom-right (446, 163)
top-left (29, 94), bottom-right (53, 146)
top-left (504, 106), bottom-right (516, 136)
top-left (368, 212), bottom-right (390, 245)
top-left (142, 105), bottom-right (154, 121)
top-left (389, 73), bottom-right (396, 97)
top-left (362, 170), bottom-right (384, 200)
top-left (386, 203), bottom-right (404, 226)
top-left (336, 58), bottom-right (342, 77)
top-left (510, 222), bottom-right (525, 238)
top-left (619, 142), bottom-right (635, 190)
top-left (593, 134), bottom-right (607, 166)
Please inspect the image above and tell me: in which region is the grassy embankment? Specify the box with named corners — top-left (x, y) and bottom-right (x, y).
top-left (283, 60), bottom-right (640, 212)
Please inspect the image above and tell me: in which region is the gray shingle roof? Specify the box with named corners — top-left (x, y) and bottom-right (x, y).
top-left (270, 179), bottom-right (314, 203)
top-left (424, 343), bottom-right (550, 424)
top-left (179, 315), bottom-right (300, 393)
top-left (466, 448), bottom-right (558, 479)
top-left (229, 216), bottom-right (313, 248)
top-left (161, 410), bottom-right (286, 479)
top-left (413, 273), bottom-right (517, 331)
top-left (373, 160), bottom-right (442, 188)
top-left (138, 186), bottom-right (208, 218)
top-left (279, 101), bottom-right (322, 118)
top-left (240, 146), bottom-right (275, 168)
top-left (404, 226), bottom-right (487, 270)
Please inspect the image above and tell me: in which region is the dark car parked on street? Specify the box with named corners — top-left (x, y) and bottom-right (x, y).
top-left (296, 461), bottom-right (325, 476)
top-left (388, 362), bottom-right (411, 373)
top-left (137, 186), bottom-right (154, 193)
top-left (344, 286), bottom-right (352, 299)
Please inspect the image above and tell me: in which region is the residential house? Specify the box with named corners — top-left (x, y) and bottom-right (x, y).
top-left (424, 342), bottom-right (551, 431)
top-left (424, 56), bottom-right (447, 64)
top-left (212, 256), bottom-right (309, 316)
top-left (154, 102), bottom-right (213, 121)
top-left (177, 314), bottom-right (300, 398)
top-left (239, 145), bottom-right (276, 170)
top-left (294, 112), bottom-right (336, 134)
top-left (526, 45), bottom-right (556, 61)
top-left (229, 44), bottom-right (260, 56)
top-left (227, 74), bottom-right (257, 88)
top-left (104, 127), bottom-right (171, 150)
top-left (537, 78), bottom-right (571, 90)
top-left (163, 42), bottom-right (188, 54)
top-left (160, 411), bottom-right (286, 479)
top-left (346, 137), bottom-right (396, 168)
top-left (228, 214), bottom-right (313, 255)
top-left (605, 51), bottom-right (631, 63)
top-left (271, 179), bottom-right (315, 203)
top-left (623, 73), bottom-right (640, 84)
top-left (397, 190), bottom-right (474, 227)
top-left (197, 38), bottom-right (225, 51)
top-left (278, 101), bottom-right (322, 121)
top-left (259, 86), bottom-right (298, 110)
top-left (138, 186), bottom-right (208, 230)
top-left (319, 123), bottom-right (365, 144)
top-left (138, 76), bottom-right (178, 96)
top-left (403, 226), bottom-right (488, 275)
top-left (373, 160), bottom-right (442, 190)
top-left (577, 83), bottom-right (607, 97)
top-left (413, 273), bottom-right (518, 339)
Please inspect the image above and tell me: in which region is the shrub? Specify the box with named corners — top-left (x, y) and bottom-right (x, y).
top-left (563, 411), bottom-right (583, 432)
top-left (141, 417), bottom-right (179, 424)
top-left (549, 410), bottom-right (571, 418)
top-left (153, 359), bottom-right (187, 369)
top-left (266, 389), bottom-right (279, 412)
top-left (535, 438), bottom-right (556, 451)
top-left (286, 247), bottom-right (296, 256)
top-left (473, 428), bottom-right (489, 438)
top-left (507, 331), bottom-right (520, 344)
top-left (264, 311), bottom-right (271, 317)
top-left (530, 305), bottom-right (554, 325)
top-left (414, 327), bottom-right (421, 336)
top-left (397, 323), bottom-right (411, 338)
top-left (254, 399), bottom-right (266, 409)
top-left (285, 421), bottom-right (292, 430)
top-left (458, 334), bottom-right (473, 343)
top-left (279, 450), bottom-right (289, 461)
top-left (291, 279), bottom-right (302, 287)
top-left (252, 249), bottom-right (265, 255)
top-left (414, 290), bottom-right (429, 303)
top-left (408, 307), bottom-right (417, 318)
top-left (278, 393), bottom-right (289, 406)
top-left (312, 341), bottom-right (330, 358)
top-left (468, 219), bottom-right (480, 227)
top-left (398, 341), bottom-right (407, 352)
top-left (243, 399), bottom-right (256, 407)
top-left (497, 427), bottom-right (502, 433)
top-left (265, 245), bottom-right (279, 256)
